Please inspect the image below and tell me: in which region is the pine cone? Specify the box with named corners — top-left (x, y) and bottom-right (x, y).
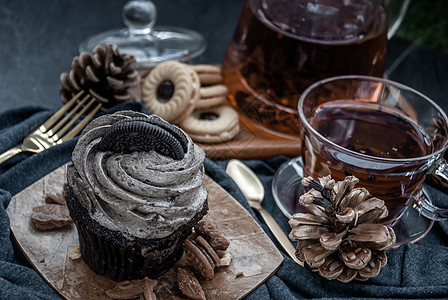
top-left (289, 175), bottom-right (396, 283)
top-left (60, 43), bottom-right (141, 110)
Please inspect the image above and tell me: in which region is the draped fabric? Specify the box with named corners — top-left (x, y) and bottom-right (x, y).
top-left (0, 103), bottom-right (447, 299)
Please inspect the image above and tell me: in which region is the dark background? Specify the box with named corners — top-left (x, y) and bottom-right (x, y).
top-left (0, 0), bottom-right (244, 112)
top-left (0, 0), bottom-right (447, 113)
top-left (395, 0), bottom-right (448, 54)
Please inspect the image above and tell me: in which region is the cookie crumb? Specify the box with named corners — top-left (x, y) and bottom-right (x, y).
top-left (68, 244), bottom-right (81, 260)
top-left (235, 271), bottom-right (244, 278)
top-left (219, 252), bottom-right (232, 267)
top-left (39, 258), bottom-right (45, 263)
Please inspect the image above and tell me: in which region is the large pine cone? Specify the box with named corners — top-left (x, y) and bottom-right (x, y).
top-left (60, 43), bottom-right (141, 110)
top-left (289, 175), bottom-right (396, 283)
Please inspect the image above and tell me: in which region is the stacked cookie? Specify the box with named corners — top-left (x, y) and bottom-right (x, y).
top-left (142, 61), bottom-right (240, 144)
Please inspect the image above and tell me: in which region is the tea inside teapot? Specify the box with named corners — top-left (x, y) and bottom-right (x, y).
top-left (261, 0), bottom-right (384, 41)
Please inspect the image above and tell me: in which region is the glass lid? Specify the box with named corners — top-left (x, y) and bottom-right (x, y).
top-left (79, 0), bottom-right (207, 69)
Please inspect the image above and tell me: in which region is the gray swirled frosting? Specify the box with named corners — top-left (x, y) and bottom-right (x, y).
top-left (67, 111), bottom-right (207, 240)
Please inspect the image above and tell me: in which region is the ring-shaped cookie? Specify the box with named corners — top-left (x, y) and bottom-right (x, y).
top-left (196, 84), bottom-right (228, 109)
top-left (180, 105), bottom-right (240, 144)
top-left (175, 66), bottom-right (200, 124)
top-left (191, 64), bottom-right (221, 74)
top-left (142, 61), bottom-right (193, 122)
top-left (191, 64), bottom-right (223, 86)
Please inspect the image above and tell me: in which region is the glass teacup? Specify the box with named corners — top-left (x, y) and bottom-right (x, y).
top-left (273, 76), bottom-right (448, 244)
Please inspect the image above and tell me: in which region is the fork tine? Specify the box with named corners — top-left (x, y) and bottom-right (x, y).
top-left (39, 90), bottom-right (84, 132)
top-left (46, 94), bottom-right (90, 136)
top-left (59, 102), bottom-right (102, 142)
top-left (52, 96), bottom-right (95, 140)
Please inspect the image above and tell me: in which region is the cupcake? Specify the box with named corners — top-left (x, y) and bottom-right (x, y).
top-left (65, 110), bottom-right (208, 281)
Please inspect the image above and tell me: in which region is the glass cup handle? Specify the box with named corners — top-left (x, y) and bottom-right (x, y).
top-left (412, 160), bottom-right (448, 221)
top-left (385, 0), bottom-right (411, 39)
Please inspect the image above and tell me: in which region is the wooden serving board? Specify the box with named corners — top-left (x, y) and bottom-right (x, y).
top-left (7, 164), bottom-right (283, 300)
top-left (197, 120), bottom-right (301, 160)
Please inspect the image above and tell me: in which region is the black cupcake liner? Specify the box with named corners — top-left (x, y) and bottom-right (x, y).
top-left (66, 187), bottom-right (208, 282)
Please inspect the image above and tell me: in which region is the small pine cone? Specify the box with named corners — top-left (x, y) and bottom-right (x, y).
top-left (60, 43), bottom-right (141, 110)
top-left (289, 175), bottom-right (396, 283)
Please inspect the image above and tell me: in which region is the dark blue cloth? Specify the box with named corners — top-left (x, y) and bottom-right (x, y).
top-left (1, 104), bottom-right (448, 299)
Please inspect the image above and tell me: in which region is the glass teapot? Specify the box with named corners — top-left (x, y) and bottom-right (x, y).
top-left (222, 0), bottom-right (411, 139)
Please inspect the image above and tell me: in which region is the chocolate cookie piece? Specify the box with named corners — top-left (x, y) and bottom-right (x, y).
top-left (196, 235), bottom-right (220, 266)
top-left (195, 219), bottom-right (230, 251)
top-left (45, 193), bottom-right (67, 206)
top-left (97, 116), bottom-right (188, 160)
top-left (106, 277), bottom-right (157, 300)
top-left (177, 268), bottom-right (206, 300)
top-left (32, 204), bottom-right (73, 230)
top-left (183, 239), bottom-right (215, 280)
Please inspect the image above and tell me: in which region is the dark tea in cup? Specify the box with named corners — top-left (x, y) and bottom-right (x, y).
top-left (304, 99), bottom-right (432, 224)
top-left (299, 76), bottom-right (448, 225)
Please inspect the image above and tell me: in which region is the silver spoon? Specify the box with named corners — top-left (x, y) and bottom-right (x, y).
top-left (226, 159), bottom-right (303, 266)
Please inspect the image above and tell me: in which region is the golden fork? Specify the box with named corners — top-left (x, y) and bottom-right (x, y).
top-left (0, 91), bottom-right (102, 165)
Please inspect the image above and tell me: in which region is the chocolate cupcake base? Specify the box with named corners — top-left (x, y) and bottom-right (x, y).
top-left (66, 187), bottom-right (208, 282)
